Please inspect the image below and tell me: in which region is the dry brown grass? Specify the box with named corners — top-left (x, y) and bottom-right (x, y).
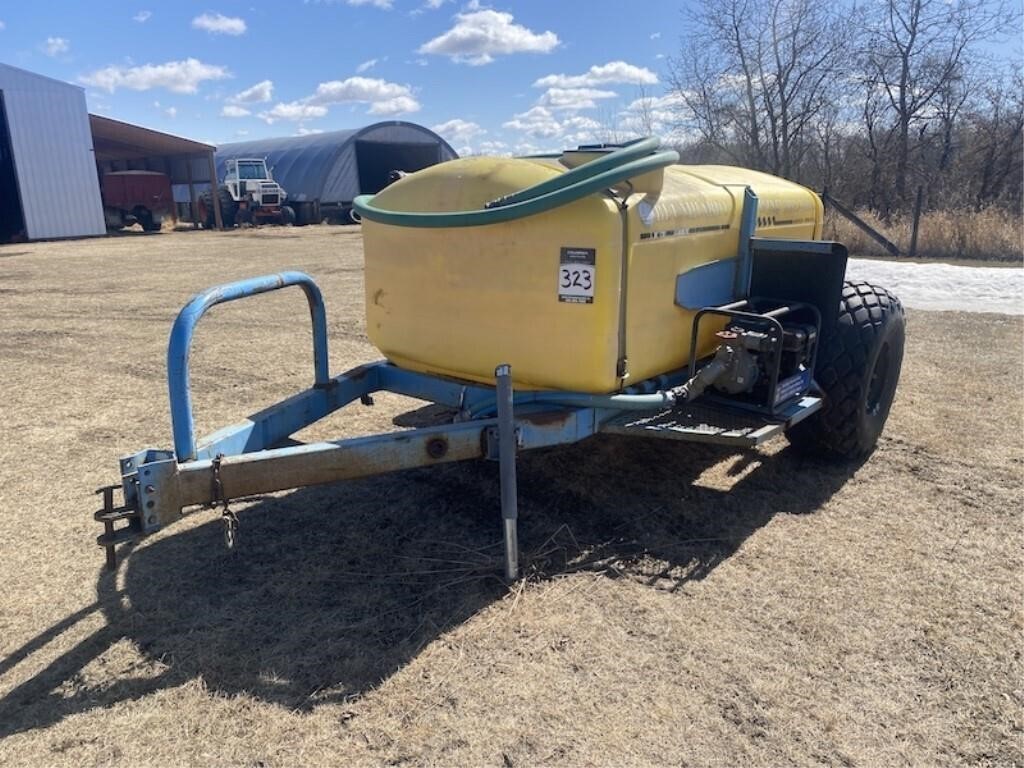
top-left (0, 226), bottom-right (1021, 767)
top-left (824, 206), bottom-right (1023, 263)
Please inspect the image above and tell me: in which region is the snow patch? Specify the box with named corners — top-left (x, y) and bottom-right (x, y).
top-left (846, 258), bottom-right (1023, 315)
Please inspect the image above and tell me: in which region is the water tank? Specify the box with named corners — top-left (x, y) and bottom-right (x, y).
top-left (362, 154), bottom-right (822, 393)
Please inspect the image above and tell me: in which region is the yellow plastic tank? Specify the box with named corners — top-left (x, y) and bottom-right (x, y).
top-left (361, 155), bottom-right (823, 393)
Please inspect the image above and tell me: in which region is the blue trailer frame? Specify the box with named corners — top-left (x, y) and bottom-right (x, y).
top-left (96, 190), bottom-right (833, 580)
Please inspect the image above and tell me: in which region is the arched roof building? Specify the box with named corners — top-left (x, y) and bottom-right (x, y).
top-left (215, 121), bottom-right (457, 212)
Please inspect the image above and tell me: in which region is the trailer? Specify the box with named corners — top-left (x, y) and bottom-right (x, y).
top-left (101, 170), bottom-right (173, 232)
top-left (98, 138), bottom-right (905, 581)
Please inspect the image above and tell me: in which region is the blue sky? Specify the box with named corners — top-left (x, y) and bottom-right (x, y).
top-left (0, 0), bottom-right (686, 153)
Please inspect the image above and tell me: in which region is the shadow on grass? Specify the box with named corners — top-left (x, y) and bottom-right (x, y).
top-left (0, 436), bottom-right (859, 738)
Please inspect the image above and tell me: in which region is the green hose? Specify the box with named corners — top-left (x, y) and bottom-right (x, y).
top-left (486, 136), bottom-right (663, 208)
top-left (352, 137), bottom-right (678, 229)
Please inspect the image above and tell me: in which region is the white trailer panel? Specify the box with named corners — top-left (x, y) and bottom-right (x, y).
top-left (0, 64), bottom-right (106, 240)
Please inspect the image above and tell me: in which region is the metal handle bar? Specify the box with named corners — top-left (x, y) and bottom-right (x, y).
top-left (167, 271), bottom-right (329, 461)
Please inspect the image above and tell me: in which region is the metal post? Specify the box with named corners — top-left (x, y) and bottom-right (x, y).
top-left (821, 190), bottom-right (901, 257)
top-left (909, 185), bottom-right (924, 259)
top-left (495, 364), bottom-right (519, 581)
top-left (99, 486), bottom-right (116, 571)
top-left (186, 154), bottom-right (198, 229)
top-left (206, 151), bottom-right (223, 230)
top-left (735, 187), bottom-right (759, 299)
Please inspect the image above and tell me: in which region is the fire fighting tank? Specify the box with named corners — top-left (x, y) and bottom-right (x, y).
top-left (357, 143), bottom-right (823, 393)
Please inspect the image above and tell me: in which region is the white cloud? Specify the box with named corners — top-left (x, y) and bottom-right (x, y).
top-left (369, 95), bottom-right (420, 115)
top-left (624, 92), bottom-right (686, 115)
top-left (649, 31), bottom-right (661, 40)
top-left (512, 140), bottom-right (543, 155)
top-left (619, 92), bottom-right (688, 137)
top-left (0, 21), bottom-right (6, 31)
top-left (418, 9), bottom-right (558, 65)
top-left (229, 79), bottom-right (273, 103)
top-left (503, 106), bottom-right (563, 139)
top-left (307, 76), bottom-right (420, 113)
top-left (503, 107), bottom-right (600, 143)
top-left (221, 104), bottom-right (251, 117)
top-left (164, 106), bottom-right (177, 118)
top-left (348, 0), bottom-right (392, 7)
top-left (561, 115), bottom-right (601, 133)
top-left (533, 61), bottom-right (658, 89)
top-left (296, 127), bottom-right (325, 135)
top-left (356, 58), bottom-right (379, 73)
top-left (478, 139), bottom-right (508, 155)
top-left (248, 74), bottom-right (419, 123)
top-left (191, 12), bottom-right (247, 36)
top-left (424, 0), bottom-right (448, 7)
top-left (43, 37), bottom-right (69, 57)
top-left (133, 10), bottom-right (152, 22)
top-left (539, 87), bottom-right (617, 110)
top-left (258, 101), bottom-right (329, 123)
top-left (81, 58), bottom-right (231, 94)
top-left (431, 118), bottom-right (485, 144)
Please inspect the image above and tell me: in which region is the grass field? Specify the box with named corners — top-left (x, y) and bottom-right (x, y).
top-left (0, 226), bottom-right (1021, 767)
top-left (823, 207), bottom-right (1024, 264)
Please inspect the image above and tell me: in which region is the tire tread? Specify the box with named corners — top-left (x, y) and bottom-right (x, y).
top-left (788, 280), bottom-right (905, 458)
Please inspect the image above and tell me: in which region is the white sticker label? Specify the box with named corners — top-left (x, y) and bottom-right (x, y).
top-left (558, 247), bottom-right (595, 304)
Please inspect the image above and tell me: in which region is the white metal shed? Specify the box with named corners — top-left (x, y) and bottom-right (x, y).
top-left (0, 63), bottom-right (106, 241)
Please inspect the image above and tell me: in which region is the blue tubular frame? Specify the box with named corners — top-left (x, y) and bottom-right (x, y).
top-left (168, 271), bottom-right (330, 461)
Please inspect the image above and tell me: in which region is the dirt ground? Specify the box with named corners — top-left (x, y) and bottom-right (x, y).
top-left (0, 226), bottom-right (1021, 767)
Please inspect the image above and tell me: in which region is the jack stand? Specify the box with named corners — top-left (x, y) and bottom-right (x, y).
top-left (495, 364), bottom-right (519, 581)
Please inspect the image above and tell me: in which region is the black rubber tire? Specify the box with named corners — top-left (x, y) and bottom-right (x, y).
top-left (198, 187), bottom-right (237, 228)
top-left (787, 280), bottom-right (905, 460)
top-left (281, 205), bottom-right (296, 225)
top-left (138, 209), bottom-right (161, 232)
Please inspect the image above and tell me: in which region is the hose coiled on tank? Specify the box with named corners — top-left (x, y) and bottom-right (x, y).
top-left (351, 137), bottom-right (678, 228)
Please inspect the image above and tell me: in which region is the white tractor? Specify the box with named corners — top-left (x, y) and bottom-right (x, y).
top-left (199, 157), bottom-right (295, 228)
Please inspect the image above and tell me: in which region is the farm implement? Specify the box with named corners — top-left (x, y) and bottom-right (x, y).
top-left (98, 137), bottom-right (905, 580)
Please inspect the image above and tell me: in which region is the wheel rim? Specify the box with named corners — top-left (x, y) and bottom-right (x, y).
top-left (866, 342), bottom-right (891, 416)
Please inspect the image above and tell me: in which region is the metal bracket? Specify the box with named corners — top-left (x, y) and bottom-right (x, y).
top-left (484, 425), bottom-right (523, 460)
top-left (94, 484), bottom-right (140, 570)
top-left (675, 187), bottom-right (758, 310)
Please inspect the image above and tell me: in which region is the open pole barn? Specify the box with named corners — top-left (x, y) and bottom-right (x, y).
top-left (0, 63), bottom-right (106, 242)
top-left (89, 115), bottom-right (221, 230)
top-left (214, 121), bottom-right (458, 224)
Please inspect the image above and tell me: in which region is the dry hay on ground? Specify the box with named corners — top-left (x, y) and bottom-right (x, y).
top-left (0, 227), bottom-right (1021, 767)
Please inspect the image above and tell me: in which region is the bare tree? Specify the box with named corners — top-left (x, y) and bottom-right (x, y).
top-left (658, 0), bottom-right (1021, 220)
top-left (668, 0), bottom-right (855, 182)
top-left (967, 69), bottom-right (1024, 210)
top-left (859, 0), bottom-right (1017, 212)
top-left (667, 0), bottom-right (763, 168)
top-left (628, 84), bottom-right (659, 138)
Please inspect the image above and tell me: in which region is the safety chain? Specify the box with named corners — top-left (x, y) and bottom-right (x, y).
top-left (210, 454), bottom-right (238, 549)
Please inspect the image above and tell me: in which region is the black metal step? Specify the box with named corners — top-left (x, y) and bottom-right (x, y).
top-left (600, 395), bottom-right (822, 447)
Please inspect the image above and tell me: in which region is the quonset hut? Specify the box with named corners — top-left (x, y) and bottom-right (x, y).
top-left (215, 121), bottom-right (457, 224)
